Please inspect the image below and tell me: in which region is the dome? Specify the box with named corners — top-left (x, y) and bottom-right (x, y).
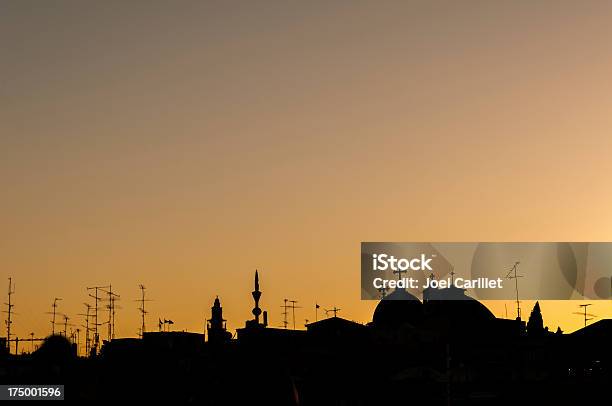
top-left (423, 286), bottom-right (495, 327)
top-left (372, 289), bottom-right (424, 328)
top-left (371, 286), bottom-right (495, 332)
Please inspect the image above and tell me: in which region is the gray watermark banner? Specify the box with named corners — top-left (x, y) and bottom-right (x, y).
top-left (361, 242), bottom-right (611, 300)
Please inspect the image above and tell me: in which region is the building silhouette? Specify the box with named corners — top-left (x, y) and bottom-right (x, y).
top-left (0, 270), bottom-right (609, 405)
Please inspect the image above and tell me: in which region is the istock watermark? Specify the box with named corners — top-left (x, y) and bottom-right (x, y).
top-left (361, 242), bottom-right (612, 301)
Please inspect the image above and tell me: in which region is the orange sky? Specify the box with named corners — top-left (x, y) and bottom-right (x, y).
top-left (1, 2), bottom-right (611, 349)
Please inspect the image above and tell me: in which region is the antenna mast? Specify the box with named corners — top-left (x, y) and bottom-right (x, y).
top-left (4, 278), bottom-right (15, 353)
top-left (281, 299), bottom-right (289, 329)
top-left (73, 328), bottom-right (80, 356)
top-left (324, 307), bottom-right (341, 318)
top-left (48, 297), bottom-right (62, 335)
top-left (87, 285), bottom-right (110, 354)
top-left (574, 303), bottom-right (596, 327)
top-left (101, 285), bottom-right (120, 341)
top-left (288, 300), bottom-right (301, 330)
top-left (62, 314), bottom-right (74, 337)
top-left (78, 303), bottom-right (92, 356)
top-left (136, 284), bottom-right (151, 338)
top-left (505, 262), bottom-right (522, 319)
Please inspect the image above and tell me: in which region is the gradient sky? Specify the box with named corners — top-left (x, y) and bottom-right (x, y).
top-left (1, 1), bottom-right (611, 349)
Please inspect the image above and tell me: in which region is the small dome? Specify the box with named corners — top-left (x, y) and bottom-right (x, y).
top-left (372, 289), bottom-right (424, 328)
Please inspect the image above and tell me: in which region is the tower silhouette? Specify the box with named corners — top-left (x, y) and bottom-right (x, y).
top-left (207, 297), bottom-right (231, 343)
top-left (252, 270), bottom-right (262, 324)
top-left (244, 270), bottom-right (268, 329)
top-left (527, 301), bottom-right (544, 336)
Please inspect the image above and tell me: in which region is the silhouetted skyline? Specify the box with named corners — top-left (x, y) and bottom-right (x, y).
top-left (1, 270), bottom-right (609, 404)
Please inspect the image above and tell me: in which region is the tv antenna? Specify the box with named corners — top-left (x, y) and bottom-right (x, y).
top-left (505, 261), bottom-right (522, 319)
top-left (280, 299), bottom-right (289, 329)
top-left (62, 314), bottom-right (75, 337)
top-left (46, 298), bottom-right (62, 335)
top-left (101, 285), bottom-right (120, 340)
top-left (4, 278), bottom-right (15, 352)
top-left (87, 285), bottom-right (110, 354)
top-left (135, 284), bottom-right (152, 338)
top-left (78, 303), bottom-right (92, 356)
top-left (573, 303), bottom-right (597, 327)
top-left (324, 307), bottom-right (341, 318)
top-left (71, 328), bottom-right (81, 356)
top-left (288, 300), bottom-right (301, 330)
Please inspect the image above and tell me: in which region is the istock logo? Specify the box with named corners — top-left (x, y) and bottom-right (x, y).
top-left (372, 253), bottom-right (434, 271)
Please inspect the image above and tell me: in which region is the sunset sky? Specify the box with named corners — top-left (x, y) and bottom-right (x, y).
top-left (1, 1), bottom-right (611, 348)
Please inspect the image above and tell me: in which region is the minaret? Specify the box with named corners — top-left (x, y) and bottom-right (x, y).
top-left (207, 296), bottom-right (231, 343)
top-left (252, 270), bottom-right (262, 323)
top-left (210, 297), bottom-right (224, 330)
top-left (243, 270), bottom-right (267, 329)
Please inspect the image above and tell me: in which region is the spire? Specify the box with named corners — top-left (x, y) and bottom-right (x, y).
top-left (527, 301), bottom-right (544, 336)
top-left (251, 270), bottom-right (262, 323)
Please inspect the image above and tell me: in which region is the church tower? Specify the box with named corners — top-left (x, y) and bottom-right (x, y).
top-left (527, 301), bottom-right (545, 336)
